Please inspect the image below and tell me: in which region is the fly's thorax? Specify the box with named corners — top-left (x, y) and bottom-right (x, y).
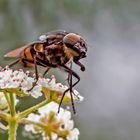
top-left (39, 31), bottom-right (68, 46)
top-left (44, 44), bottom-right (66, 65)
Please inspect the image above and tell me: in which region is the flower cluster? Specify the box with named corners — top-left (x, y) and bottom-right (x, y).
top-left (38, 76), bottom-right (84, 102)
top-left (0, 67), bottom-right (83, 101)
top-left (0, 67), bottom-right (83, 140)
top-left (25, 102), bottom-right (80, 140)
top-left (0, 67), bottom-right (41, 98)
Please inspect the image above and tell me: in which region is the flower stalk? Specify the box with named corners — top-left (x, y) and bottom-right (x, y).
top-left (8, 117), bottom-right (17, 140)
top-left (9, 94), bottom-right (16, 117)
top-left (4, 92), bottom-right (11, 108)
top-left (18, 99), bottom-right (50, 120)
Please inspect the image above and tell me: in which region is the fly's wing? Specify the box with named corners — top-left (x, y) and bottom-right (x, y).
top-left (4, 41), bottom-right (43, 58)
top-left (4, 45), bottom-right (28, 58)
top-left (45, 30), bottom-right (68, 37)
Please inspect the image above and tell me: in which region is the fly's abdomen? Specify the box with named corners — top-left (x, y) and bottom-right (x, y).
top-left (20, 47), bottom-right (35, 67)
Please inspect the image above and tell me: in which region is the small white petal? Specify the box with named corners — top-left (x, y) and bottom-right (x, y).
top-left (57, 138), bottom-right (64, 140)
top-left (0, 122), bottom-right (8, 130)
top-left (67, 128), bottom-right (80, 140)
top-left (27, 113), bottom-right (40, 122)
top-left (29, 85), bottom-right (42, 98)
top-left (25, 113), bottom-right (41, 134)
top-left (38, 102), bottom-right (59, 115)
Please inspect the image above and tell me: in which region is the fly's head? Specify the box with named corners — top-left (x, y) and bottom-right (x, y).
top-left (63, 33), bottom-right (87, 61)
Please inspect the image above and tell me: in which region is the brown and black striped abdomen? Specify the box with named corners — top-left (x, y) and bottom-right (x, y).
top-left (20, 46), bottom-right (35, 67)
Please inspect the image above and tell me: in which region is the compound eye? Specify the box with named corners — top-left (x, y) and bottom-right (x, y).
top-left (63, 33), bottom-right (80, 46)
top-left (39, 35), bottom-right (47, 41)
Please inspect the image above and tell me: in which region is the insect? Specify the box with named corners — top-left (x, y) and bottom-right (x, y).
top-left (4, 31), bottom-right (87, 113)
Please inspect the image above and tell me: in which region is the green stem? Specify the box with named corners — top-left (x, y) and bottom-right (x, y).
top-left (4, 92), bottom-right (16, 117)
top-left (18, 100), bottom-right (50, 120)
top-left (8, 117), bottom-right (17, 140)
top-left (20, 119), bottom-right (45, 128)
top-left (4, 92), bottom-right (11, 109)
top-left (9, 94), bottom-right (15, 117)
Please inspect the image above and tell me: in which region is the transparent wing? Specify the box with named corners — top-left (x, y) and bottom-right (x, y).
top-left (4, 41), bottom-right (42, 58)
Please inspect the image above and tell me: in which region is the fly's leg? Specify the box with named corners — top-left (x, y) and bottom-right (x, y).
top-left (27, 56), bottom-right (38, 91)
top-left (43, 68), bottom-right (50, 78)
top-left (65, 62), bottom-right (72, 84)
top-left (22, 58), bottom-right (46, 67)
top-left (21, 57), bottom-right (42, 91)
top-left (58, 64), bottom-right (80, 114)
top-left (5, 59), bottom-right (20, 68)
top-left (66, 63), bottom-right (76, 113)
top-left (66, 63), bottom-right (80, 99)
top-left (69, 66), bottom-right (76, 114)
top-left (22, 58), bottom-right (52, 91)
top-left (67, 62), bottom-right (79, 99)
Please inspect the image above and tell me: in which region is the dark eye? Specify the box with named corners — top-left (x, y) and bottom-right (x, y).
top-left (63, 38), bottom-right (76, 47)
top-left (63, 33), bottom-right (80, 46)
top-left (80, 39), bottom-right (87, 52)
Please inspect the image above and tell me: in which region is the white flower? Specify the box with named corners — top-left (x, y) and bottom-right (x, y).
top-left (29, 85), bottom-right (42, 98)
top-left (25, 113), bottom-right (41, 134)
top-left (0, 67), bottom-right (42, 98)
top-left (21, 77), bottom-right (34, 92)
top-left (25, 102), bottom-right (80, 140)
top-left (0, 67), bottom-right (83, 101)
top-left (0, 68), bottom-right (28, 89)
top-left (38, 76), bottom-right (84, 102)
top-left (67, 128), bottom-right (80, 140)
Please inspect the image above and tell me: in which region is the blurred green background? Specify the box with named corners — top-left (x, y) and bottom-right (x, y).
top-left (1, 0), bottom-right (140, 140)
